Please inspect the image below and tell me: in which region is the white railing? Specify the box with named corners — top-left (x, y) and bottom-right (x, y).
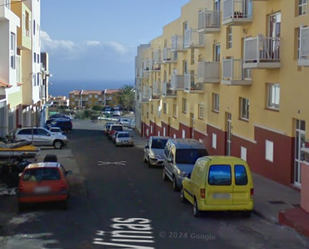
top-left (154, 49), bottom-right (161, 64)
top-left (153, 81), bottom-right (162, 95)
top-left (139, 68), bottom-right (144, 78)
top-left (244, 35), bottom-right (280, 63)
top-left (162, 82), bottom-right (167, 96)
top-left (222, 59), bottom-right (246, 81)
top-left (223, 0), bottom-right (252, 22)
top-left (142, 87), bottom-right (149, 100)
top-left (184, 29), bottom-right (204, 48)
top-left (39, 85), bottom-right (45, 99)
top-left (300, 26), bottom-right (309, 60)
top-left (162, 82), bottom-right (175, 96)
top-left (144, 59), bottom-right (153, 70)
top-left (171, 75), bottom-right (185, 90)
top-left (197, 61), bottom-right (220, 81)
top-left (171, 35), bottom-right (184, 51)
top-left (16, 55), bottom-right (21, 83)
top-left (198, 10), bottom-right (221, 30)
top-left (163, 48), bottom-right (171, 61)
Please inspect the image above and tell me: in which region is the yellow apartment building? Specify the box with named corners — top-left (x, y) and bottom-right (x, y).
top-left (104, 89), bottom-right (120, 107)
top-left (69, 90), bottom-right (105, 108)
top-left (49, 96), bottom-right (69, 107)
top-left (136, 0), bottom-right (309, 188)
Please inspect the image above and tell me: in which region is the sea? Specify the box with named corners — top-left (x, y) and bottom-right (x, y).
top-left (48, 79), bottom-right (134, 97)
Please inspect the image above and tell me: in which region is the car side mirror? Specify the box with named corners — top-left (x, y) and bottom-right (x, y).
top-left (66, 170), bottom-right (72, 175)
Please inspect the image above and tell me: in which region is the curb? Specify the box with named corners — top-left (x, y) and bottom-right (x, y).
top-left (252, 209), bottom-right (279, 224)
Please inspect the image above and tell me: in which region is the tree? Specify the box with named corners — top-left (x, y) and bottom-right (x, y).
top-left (118, 85), bottom-right (135, 111)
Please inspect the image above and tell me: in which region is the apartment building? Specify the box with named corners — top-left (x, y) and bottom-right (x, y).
top-left (0, 0), bottom-right (48, 137)
top-left (136, 0), bottom-right (309, 188)
top-left (49, 96), bottom-right (69, 108)
top-left (69, 90), bottom-right (105, 109)
top-left (103, 89), bottom-right (120, 107)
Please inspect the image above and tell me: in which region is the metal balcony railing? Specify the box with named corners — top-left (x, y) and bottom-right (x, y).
top-left (198, 10), bottom-right (221, 32)
top-left (143, 59), bottom-right (153, 71)
top-left (299, 26), bottom-right (309, 66)
top-left (223, 0), bottom-right (253, 23)
top-left (197, 61), bottom-right (220, 82)
top-left (171, 35), bottom-right (185, 51)
top-left (222, 58), bottom-right (245, 81)
top-left (153, 81), bottom-right (162, 95)
top-left (163, 82), bottom-right (176, 97)
top-left (154, 49), bottom-right (162, 64)
top-left (170, 75), bottom-right (185, 90)
top-left (244, 35), bottom-right (280, 64)
top-left (184, 29), bottom-right (204, 48)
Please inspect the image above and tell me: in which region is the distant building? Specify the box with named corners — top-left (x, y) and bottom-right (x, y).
top-left (103, 89), bottom-right (120, 107)
top-left (49, 96), bottom-right (69, 107)
top-left (69, 90), bottom-right (104, 109)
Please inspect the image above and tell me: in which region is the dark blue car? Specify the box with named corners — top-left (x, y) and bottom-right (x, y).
top-left (45, 118), bottom-right (73, 132)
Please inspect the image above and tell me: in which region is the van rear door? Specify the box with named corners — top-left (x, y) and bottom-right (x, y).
top-left (205, 164), bottom-right (233, 205)
top-left (232, 163), bottom-right (251, 205)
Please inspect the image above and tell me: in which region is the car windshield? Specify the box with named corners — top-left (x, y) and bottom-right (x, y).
top-left (23, 168), bottom-right (61, 182)
top-left (151, 139), bottom-right (168, 149)
top-left (118, 133), bottom-right (130, 138)
top-left (175, 149), bottom-right (208, 164)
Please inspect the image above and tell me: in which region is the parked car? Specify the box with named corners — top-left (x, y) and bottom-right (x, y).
top-left (48, 127), bottom-right (63, 135)
top-left (107, 124), bottom-right (124, 140)
top-left (181, 156), bottom-right (254, 218)
top-left (163, 139), bottom-right (209, 191)
top-left (143, 136), bottom-right (170, 167)
top-left (115, 131), bottom-right (134, 147)
top-left (17, 162), bottom-right (72, 211)
top-left (129, 120), bottom-right (135, 129)
top-left (111, 131), bottom-right (120, 143)
top-left (49, 114), bottom-right (71, 120)
top-left (14, 127), bottom-right (68, 149)
top-left (45, 118), bottom-right (73, 132)
top-left (117, 118), bottom-right (132, 127)
top-left (113, 110), bottom-right (121, 116)
top-left (104, 122), bottom-right (114, 134)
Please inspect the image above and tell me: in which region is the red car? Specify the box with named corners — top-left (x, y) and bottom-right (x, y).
top-left (107, 124), bottom-right (124, 140)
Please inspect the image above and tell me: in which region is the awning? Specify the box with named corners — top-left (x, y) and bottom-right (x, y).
top-left (0, 79), bottom-right (12, 88)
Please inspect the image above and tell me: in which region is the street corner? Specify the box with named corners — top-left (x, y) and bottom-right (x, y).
top-left (279, 207), bottom-right (309, 238)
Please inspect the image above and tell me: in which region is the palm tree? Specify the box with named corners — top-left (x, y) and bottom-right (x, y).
top-left (118, 85), bottom-right (135, 111)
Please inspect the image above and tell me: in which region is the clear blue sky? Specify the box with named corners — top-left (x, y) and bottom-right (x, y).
top-left (41, 0), bottom-right (189, 82)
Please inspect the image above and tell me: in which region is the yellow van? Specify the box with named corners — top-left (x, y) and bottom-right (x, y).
top-left (181, 156), bottom-right (254, 218)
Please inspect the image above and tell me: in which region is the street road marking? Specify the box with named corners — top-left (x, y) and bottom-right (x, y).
top-left (98, 161), bottom-right (127, 165)
top-left (92, 217), bottom-right (155, 248)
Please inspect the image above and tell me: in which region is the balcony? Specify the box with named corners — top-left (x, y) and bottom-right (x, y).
top-left (170, 75), bottom-right (185, 90)
top-left (141, 87), bottom-right (150, 103)
top-left (171, 35), bottom-right (186, 52)
top-left (154, 49), bottom-right (162, 64)
top-left (299, 26), bottom-right (309, 67)
top-left (184, 74), bottom-right (204, 93)
top-left (153, 81), bottom-right (162, 97)
top-left (0, 0), bottom-right (11, 20)
top-left (39, 85), bottom-right (46, 100)
top-left (162, 48), bottom-right (177, 63)
top-left (144, 59), bottom-right (153, 71)
top-left (184, 29), bottom-right (204, 49)
top-left (106, 96), bottom-right (112, 101)
top-left (198, 9), bottom-right (221, 34)
top-left (13, 2), bottom-right (31, 50)
top-left (223, 0), bottom-right (252, 26)
top-left (221, 59), bottom-right (252, 86)
top-left (162, 82), bottom-right (177, 98)
top-left (197, 61), bottom-right (220, 83)
top-left (244, 35), bottom-right (281, 69)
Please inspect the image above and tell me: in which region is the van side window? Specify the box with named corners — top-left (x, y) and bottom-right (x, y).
top-left (208, 165), bottom-right (231, 186)
top-left (164, 146), bottom-right (169, 157)
top-left (234, 165), bottom-right (248, 185)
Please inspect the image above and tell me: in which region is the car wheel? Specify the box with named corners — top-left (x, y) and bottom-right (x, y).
top-left (18, 203), bottom-right (26, 212)
top-left (193, 198), bottom-right (201, 218)
top-left (162, 168), bottom-right (168, 181)
top-left (53, 140), bottom-right (63, 149)
top-left (172, 177), bottom-right (179, 191)
top-left (180, 187), bottom-right (187, 203)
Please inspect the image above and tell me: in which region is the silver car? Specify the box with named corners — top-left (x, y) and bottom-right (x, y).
top-left (115, 132), bottom-right (134, 147)
top-left (143, 136), bottom-right (170, 167)
top-left (49, 127), bottom-right (63, 135)
top-left (14, 127), bottom-right (68, 149)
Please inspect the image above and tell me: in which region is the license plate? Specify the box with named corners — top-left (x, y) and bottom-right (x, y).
top-left (212, 193), bottom-right (231, 199)
top-left (34, 187), bottom-right (51, 194)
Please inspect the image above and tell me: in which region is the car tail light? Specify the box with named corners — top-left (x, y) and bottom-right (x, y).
top-left (250, 188), bottom-right (254, 198)
top-left (60, 183), bottom-right (68, 194)
top-left (200, 188), bottom-right (205, 199)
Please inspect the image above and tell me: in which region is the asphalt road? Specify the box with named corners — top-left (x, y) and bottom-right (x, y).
top-left (0, 120), bottom-right (308, 249)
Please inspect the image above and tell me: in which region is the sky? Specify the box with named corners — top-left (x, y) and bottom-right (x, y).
top-left (40, 0), bottom-right (190, 83)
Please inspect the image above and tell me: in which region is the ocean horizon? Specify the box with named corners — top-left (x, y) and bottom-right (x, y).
top-left (48, 79), bottom-right (134, 97)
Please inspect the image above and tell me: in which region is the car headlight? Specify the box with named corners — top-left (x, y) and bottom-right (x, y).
top-left (149, 152), bottom-right (155, 158)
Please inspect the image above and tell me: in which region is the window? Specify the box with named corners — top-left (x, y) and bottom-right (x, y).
top-left (151, 139), bottom-right (168, 149)
top-left (37, 129), bottom-right (50, 136)
top-left (214, 44), bottom-right (220, 61)
top-left (151, 104), bottom-right (153, 114)
top-left (173, 104), bottom-right (177, 118)
top-left (267, 84), bottom-right (280, 110)
top-left (213, 93), bottom-right (219, 112)
top-left (4, 0), bottom-right (10, 9)
top-left (37, 74), bottom-right (40, 86)
top-left (23, 168), bottom-right (61, 182)
top-left (163, 103), bottom-right (167, 114)
top-left (235, 165), bottom-right (248, 185)
top-left (265, 140), bottom-right (274, 162)
top-left (208, 165), bottom-right (231, 185)
top-left (240, 98), bottom-right (249, 120)
top-left (215, 0), bottom-right (221, 10)
top-left (198, 104), bottom-right (204, 119)
top-left (227, 27), bottom-right (232, 48)
top-left (241, 147), bottom-right (247, 161)
top-left (37, 54), bottom-right (40, 63)
top-left (183, 60), bottom-right (188, 74)
top-left (33, 73), bottom-right (37, 86)
top-left (95, 95), bottom-right (98, 98)
top-left (299, 0), bottom-right (308, 15)
top-left (89, 94), bottom-right (92, 98)
top-left (34, 52), bottom-right (36, 63)
top-left (182, 98), bottom-right (187, 113)
top-left (212, 133), bottom-right (217, 149)
top-left (33, 20), bottom-right (36, 35)
top-left (182, 130), bottom-right (186, 138)
top-left (10, 33), bottom-right (16, 69)
top-left (175, 149), bottom-right (208, 164)
top-left (18, 128), bottom-right (32, 135)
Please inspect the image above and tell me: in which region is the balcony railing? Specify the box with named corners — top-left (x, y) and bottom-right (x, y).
top-left (16, 55), bottom-right (21, 83)
top-left (197, 61), bottom-right (220, 83)
top-left (184, 29), bottom-right (204, 49)
top-left (221, 58), bottom-right (252, 86)
top-left (198, 10), bottom-right (221, 33)
top-left (162, 82), bottom-right (177, 98)
top-left (141, 87), bottom-right (150, 102)
top-left (171, 35), bottom-right (186, 52)
top-left (299, 26), bottom-right (309, 66)
top-left (154, 49), bottom-right (162, 64)
top-left (163, 48), bottom-right (177, 63)
top-left (223, 0), bottom-right (253, 26)
top-left (144, 59), bottom-right (153, 71)
top-left (106, 96), bottom-right (112, 101)
top-left (170, 75), bottom-right (185, 90)
top-left (244, 35), bottom-right (281, 69)
top-left (153, 81), bottom-right (162, 96)
top-left (39, 85), bottom-right (46, 99)
top-left (184, 74), bottom-right (203, 93)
